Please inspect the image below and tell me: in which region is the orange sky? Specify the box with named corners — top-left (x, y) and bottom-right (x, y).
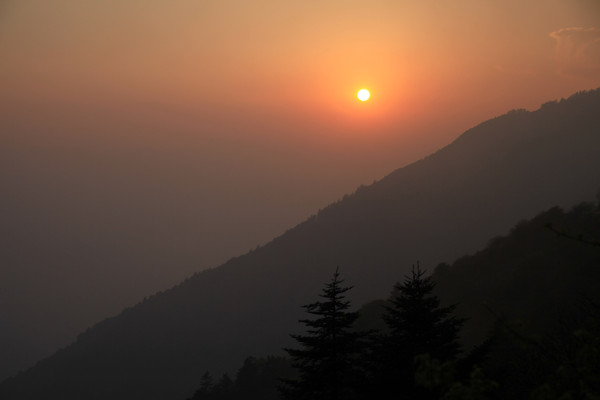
top-left (1, 1), bottom-right (600, 361)
top-left (2, 0), bottom-right (600, 269)
top-left (2, 1), bottom-right (599, 137)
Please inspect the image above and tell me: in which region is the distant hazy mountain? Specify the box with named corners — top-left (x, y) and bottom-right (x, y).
top-left (1, 89), bottom-right (599, 400)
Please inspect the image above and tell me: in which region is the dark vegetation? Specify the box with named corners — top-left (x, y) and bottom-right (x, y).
top-left (186, 200), bottom-right (600, 399)
top-left (187, 357), bottom-right (296, 400)
top-left (282, 268), bottom-right (365, 400)
top-left (371, 264), bottom-right (465, 400)
top-left (1, 89), bottom-right (599, 400)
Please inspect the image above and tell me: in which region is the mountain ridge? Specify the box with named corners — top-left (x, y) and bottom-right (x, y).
top-left (2, 88), bottom-right (599, 400)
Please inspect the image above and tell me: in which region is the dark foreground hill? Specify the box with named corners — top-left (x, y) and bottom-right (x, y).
top-left (434, 202), bottom-right (600, 399)
top-left (1, 89), bottom-right (600, 400)
top-left (434, 201), bottom-right (600, 347)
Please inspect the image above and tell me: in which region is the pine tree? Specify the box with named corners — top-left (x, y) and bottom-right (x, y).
top-left (374, 262), bottom-right (465, 399)
top-left (282, 267), bottom-right (364, 400)
top-left (212, 373), bottom-right (234, 400)
top-left (189, 371), bottom-right (214, 399)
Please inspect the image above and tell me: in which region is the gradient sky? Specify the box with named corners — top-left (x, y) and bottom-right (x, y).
top-left (1, 0), bottom-right (600, 380)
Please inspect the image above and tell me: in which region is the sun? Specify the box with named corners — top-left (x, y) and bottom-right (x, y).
top-left (357, 89), bottom-right (370, 101)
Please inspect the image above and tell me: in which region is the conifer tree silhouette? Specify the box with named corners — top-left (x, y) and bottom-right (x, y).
top-left (374, 262), bottom-right (464, 399)
top-left (282, 267), bottom-right (364, 400)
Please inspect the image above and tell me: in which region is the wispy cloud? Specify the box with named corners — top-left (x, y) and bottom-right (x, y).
top-left (550, 27), bottom-right (600, 79)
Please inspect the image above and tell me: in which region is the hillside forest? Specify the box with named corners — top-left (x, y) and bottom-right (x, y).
top-left (186, 200), bottom-right (600, 400)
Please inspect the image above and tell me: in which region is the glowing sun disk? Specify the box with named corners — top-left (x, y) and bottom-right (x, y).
top-left (357, 89), bottom-right (370, 101)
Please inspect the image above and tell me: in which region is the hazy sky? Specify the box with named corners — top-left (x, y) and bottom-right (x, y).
top-left (1, 0), bottom-right (599, 380)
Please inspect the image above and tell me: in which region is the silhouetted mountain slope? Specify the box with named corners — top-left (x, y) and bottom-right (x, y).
top-left (1, 89), bottom-right (600, 400)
